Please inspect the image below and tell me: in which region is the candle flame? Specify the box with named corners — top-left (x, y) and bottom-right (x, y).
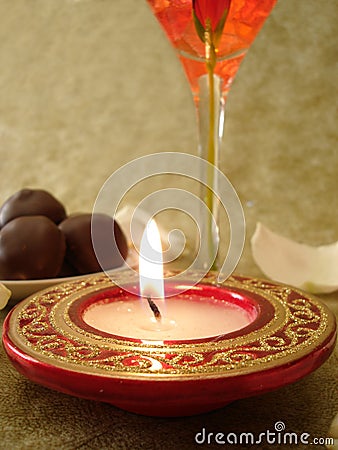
top-left (139, 219), bottom-right (164, 300)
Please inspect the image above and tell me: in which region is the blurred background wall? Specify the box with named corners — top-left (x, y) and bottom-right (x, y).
top-left (0, 0), bottom-right (336, 275)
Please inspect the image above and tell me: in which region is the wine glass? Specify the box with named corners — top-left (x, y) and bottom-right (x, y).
top-left (146, 0), bottom-right (277, 271)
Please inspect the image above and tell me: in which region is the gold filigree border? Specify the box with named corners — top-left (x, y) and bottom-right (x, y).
top-left (8, 272), bottom-right (336, 379)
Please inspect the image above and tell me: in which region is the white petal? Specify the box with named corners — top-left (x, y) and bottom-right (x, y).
top-left (0, 283), bottom-right (11, 309)
top-left (251, 223), bottom-right (338, 294)
top-left (327, 413), bottom-right (338, 449)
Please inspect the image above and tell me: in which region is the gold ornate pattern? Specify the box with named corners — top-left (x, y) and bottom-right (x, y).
top-left (8, 273), bottom-right (336, 378)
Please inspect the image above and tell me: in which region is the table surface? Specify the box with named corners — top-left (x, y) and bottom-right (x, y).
top-left (0, 1), bottom-right (337, 449)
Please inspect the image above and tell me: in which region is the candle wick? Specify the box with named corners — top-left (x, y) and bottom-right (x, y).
top-left (147, 296), bottom-right (162, 322)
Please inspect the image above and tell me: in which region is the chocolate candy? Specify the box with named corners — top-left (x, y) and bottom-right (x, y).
top-left (57, 260), bottom-right (79, 278)
top-left (59, 213), bottom-right (128, 274)
top-left (0, 216), bottom-right (66, 280)
top-left (0, 189), bottom-right (67, 228)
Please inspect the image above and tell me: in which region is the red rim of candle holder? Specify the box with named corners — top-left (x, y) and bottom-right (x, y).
top-left (70, 282), bottom-right (270, 344)
top-left (2, 272), bottom-right (336, 417)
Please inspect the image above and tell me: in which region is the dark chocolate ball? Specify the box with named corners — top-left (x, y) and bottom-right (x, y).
top-left (0, 216), bottom-right (66, 280)
top-left (57, 259), bottom-right (79, 278)
top-left (59, 213), bottom-right (128, 274)
top-left (0, 189), bottom-right (67, 228)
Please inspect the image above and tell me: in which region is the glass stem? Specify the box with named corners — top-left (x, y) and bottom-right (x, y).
top-left (194, 67), bottom-right (225, 271)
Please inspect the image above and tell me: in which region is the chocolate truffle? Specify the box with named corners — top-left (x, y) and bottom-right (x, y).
top-left (57, 259), bottom-right (79, 278)
top-left (0, 189), bottom-right (67, 228)
top-left (59, 213), bottom-right (128, 274)
top-left (0, 216), bottom-right (66, 280)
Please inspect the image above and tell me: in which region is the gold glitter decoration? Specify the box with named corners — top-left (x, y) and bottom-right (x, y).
top-left (7, 272), bottom-right (336, 379)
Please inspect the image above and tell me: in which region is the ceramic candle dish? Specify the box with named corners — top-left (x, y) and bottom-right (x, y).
top-left (2, 271), bottom-right (336, 417)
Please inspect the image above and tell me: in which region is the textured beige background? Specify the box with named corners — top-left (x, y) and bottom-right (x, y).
top-left (0, 0), bottom-right (337, 449)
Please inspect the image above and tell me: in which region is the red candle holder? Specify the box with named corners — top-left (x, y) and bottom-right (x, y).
top-left (2, 271), bottom-right (336, 417)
